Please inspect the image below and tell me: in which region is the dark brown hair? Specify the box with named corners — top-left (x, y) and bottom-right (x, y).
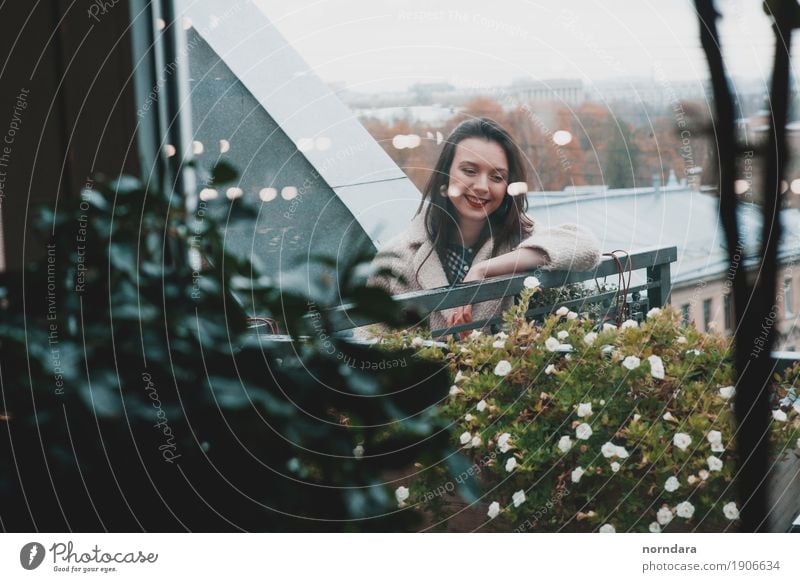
top-left (415, 117), bottom-right (533, 284)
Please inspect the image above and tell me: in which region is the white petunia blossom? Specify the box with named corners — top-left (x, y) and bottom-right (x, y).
top-left (577, 402), bottom-right (593, 418)
top-left (469, 330), bottom-right (482, 339)
top-left (622, 355), bottom-right (641, 370)
top-left (495, 331), bottom-right (509, 339)
top-left (571, 466), bottom-right (585, 483)
top-left (686, 348), bottom-right (701, 356)
top-left (476, 400), bottom-right (487, 412)
top-left (411, 337), bottom-right (424, 348)
top-left (656, 506), bottom-right (674, 525)
top-left (699, 469), bottom-right (710, 481)
top-left (471, 435), bottom-right (482, 448)
top-left (601, 442), bottom-right (618, 458)
top-left (663, 411), bottom-right (677, 422)
top-left (557, 330), bottom-right (569, 340)
top-left (395, 486), bottom-right (410, 505)
top-left (707, 430), bottom-right (722, 445)
top-left (610, 461), bottom-right (621, 473)
top-left (557, 435), bottom-right (573, 453)
top-left (584, 332), bottom-right (598, 345)
top-left (719, 385), bottom-right (735, 399)
top-left (505, 457), bottom-right (518, 472)
top-left (353, 445), bottom-right (365, 459)
top-left (449, 385), bottom-right (462, 396)
top-left (523, 276), bottom-right (540, 289)
top-left (793, 400), bottom-right (800, 414)
top-left (545, 337), bottom-right (559, 352)
top-left (722, 501), bottom-right (740, 520)
top-left (621, 319), bottom-right (639, 330)
top-left (603, 323), bottom-right (618, 332)
top-left (454, 370), bottom-right (468, 384)
top-left (459, 431), bottom-right (472, 445)
top-left (464, 413), bottom-right (473, 422)
top-left (648, 354), bottom-right (665, 379)
top-left (576, 423), bottom-right (593, 440)
top-left (676, 501), bottom-right (695, 519)
top-left (556, 306), bottom-right (569, 317)
top-left (512, 489), bottom-right (526, 507)
top-left (673, 432), bottom-right (692, 451)
top-left (664, 476), bottom-right (680, 492)
top-left (494, 360), bottom-right (512, 376)
top-left (545, 364), bottom-right (556, 375)
top-left (599, 523), bottom-right (616, 533)
top-left (492, 339), bottom-right (506, 349)
top-left (487, 501), bottom-right (501, 519)
top-left (687, 475), bottom-right (699, 485)
top-left (567, 311), bottom-right (579, 320)
top-left (707, 455), bottom-right (723, 472)
top-left (772, 409), bottom-right (788, 422)
top-left (711, 442), bottom-right (724, 453)
top-left (498, 433), bottom-right (513, 453)
top-left (649, 522), bottom-right (662, 533)
top-left (615, 446), bottom-right (630, 459)
top-left (647, 307), bottom-right (662, 319)
top-left (676, 336), bottom-right (687, 344)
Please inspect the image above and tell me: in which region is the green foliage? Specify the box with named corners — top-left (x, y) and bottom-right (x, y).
top-left (0, 169), bottom-right (463, 531)
top-left (380, 288), bottom-right (800, 532)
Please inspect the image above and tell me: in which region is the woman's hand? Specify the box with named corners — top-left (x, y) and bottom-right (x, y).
top-left (447, 304), bottom-right (473, 340)
top-left (462, 261), bottom-right (488, 283)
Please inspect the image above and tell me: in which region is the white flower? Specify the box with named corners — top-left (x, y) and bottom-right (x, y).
top-left (772, 409), bottom-right (788, 422)
top-left (583, 332), bottom-right (598, 345)
top-left (498, 432), bottom-right (513, 453)
top-left (663, 412), bottom-right (677, 422)
top-left (544, 337), bottom-right (559, 352)
top-left (556, 306), bottom-right (569, 317)
top-left (664, 476), bottom-right (680, 492)
top-left (454, 371), bottom-right (468, 384)
top-left (676, 501), bottom-right (695, 519)
top-left (603, 323), bottom-right (618, 332)
top-left (469, 330), bottom-right (482, 339)
top-left (699, 469), bottom-right (710, 481)
top-left (687, 475), bottom-right (698, 485)
top-left (487, 501), bottom-right (500, 519)
top-left (557, 435), bottom-right (573, 453)
top-left (411, 337), bottom-right (424, 348)
top-left (353, 445), bottom-right (365, 459)
top-left (621, 319), bottom-right (638, 330)
top-left (707, 455), bottom-right (723, 472)
top-left (557, 330), bottom-right (569, 340)
top-left (459, 431), bottom-right (472, 445)
top-left (649, 522), bottom-right (662, 533)
top-left (494, 360), bottom-right (512, 376)
top-left (577, 402), bottom-right (593, 418)
top-left (449, 385), bottom-right (462, 396)
top-left (567, 310), bottom-right (579, 320)
top-left (545, 364), bottom-right (556, 375)
top-left (711, 441), bottom-right (725, 452)
top-left (622, 355), bottom-right (641, 370)
top-left (476, 400), bottom-right (487, 412)
top-left (719, 385), bottom-right (735, 399)
top-left (471, 435), bottom-right (482, 448)
top-left (673, 432), bottom-right (692, 451)
top-left (523, 276), bottom-right (540, 289)
top-left (648, 354), bottom-right (665, 379)
top-left (492, 339), bottom-right (506, 349)
top-left (722, 501), bottom-right (739, 520)
top-left (395, 486), bottom-right (410, 505)
top-left (610, 461), bottom-right (621, 473)
top-left (633, 413), bottom-right (641, 422)
top-left (615, 446), bottom-right (629, 459)
top-left (686, 348), bottom-right (701, 356)
top-left (601, 441), bottom-right (618, 458)
top-left (576, 423), bottom-right (593, 440)
top-left (599, 523), bottom-right (616, 533)
top-left (465, 413), bottom-right (474, 422)
top-left (656, 506), bottom-right (674, 525)
top-left (676, 335), bottom-right (687, 344)
top-left (571, 466), bottom-right (585, 483)
top-left (600, 399), bottom-right (606, 406)
top-left (707, 430), bottom-right (722, 445)
top-left (495, 331), bottom-right (508, 339)
top-left (505, 457), bottom-right (518, 472)
top-left (512, 489), bottom-right (526, 507)
top-left (647, 307), bottom-right (662, 319)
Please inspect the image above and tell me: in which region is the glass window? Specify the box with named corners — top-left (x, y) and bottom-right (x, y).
top-left (681, 303), bottom-right (690, 325)
top-left (723, 294), bottom-right (732, 331)
top-left (784, 278), bottom-right (793, 317)
top-left (703, 298), bottom-right (712, 331)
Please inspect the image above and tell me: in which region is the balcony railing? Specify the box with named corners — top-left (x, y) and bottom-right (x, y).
top-left (326, 245), bottom-right (678, 336)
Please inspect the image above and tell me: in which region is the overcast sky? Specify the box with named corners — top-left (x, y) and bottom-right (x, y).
top-left (254, 0), bottom-right (785, 92)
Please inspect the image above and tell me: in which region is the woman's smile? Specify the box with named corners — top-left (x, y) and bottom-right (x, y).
top-left (447, 137), bottom-right (509, 225)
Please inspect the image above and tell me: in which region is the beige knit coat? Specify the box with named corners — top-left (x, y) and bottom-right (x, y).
top-left (366, 211), bottom-right (602, 334)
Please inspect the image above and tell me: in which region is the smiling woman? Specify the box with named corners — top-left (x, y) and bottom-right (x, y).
top-left (367, 117), bottom-right (602, 335)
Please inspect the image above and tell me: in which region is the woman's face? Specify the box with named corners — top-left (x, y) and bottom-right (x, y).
top-left (446, 137), bottom-right (509, 226)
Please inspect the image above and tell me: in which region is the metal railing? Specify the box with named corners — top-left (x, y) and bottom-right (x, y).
top-left (327, 245), bottom-right (678, 336)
